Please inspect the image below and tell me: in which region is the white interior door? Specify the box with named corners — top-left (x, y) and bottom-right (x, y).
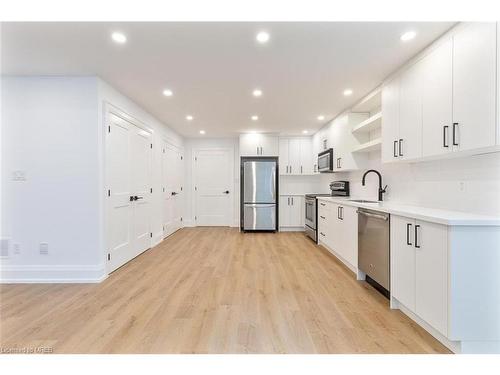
top-left (162, 142), bottom-right (184, 237)
top-left (194, 149), bottom-right (233, 226)
top-left (107, 112), bottom-right (152, 273)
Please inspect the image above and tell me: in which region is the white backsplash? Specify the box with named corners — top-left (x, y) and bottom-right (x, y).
top-left (319, 151), bottom-right (500, 216)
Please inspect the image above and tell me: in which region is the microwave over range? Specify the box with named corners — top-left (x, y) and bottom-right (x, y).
top-left (318, 148), bottom-right (334, 173)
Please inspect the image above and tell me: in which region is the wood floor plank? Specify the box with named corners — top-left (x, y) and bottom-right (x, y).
top-left (0, 228), bottom-right (450, 354)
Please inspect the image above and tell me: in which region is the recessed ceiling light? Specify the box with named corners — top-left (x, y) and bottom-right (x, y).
top-left (343, 89), bottom-right (353, 96)
top-left (162, 89), bottom-right (173, 97)
top-left (186, 115), bottom-right (194, 121)
top-left (317, 115), bottom-right (325, 121)
top-left (251, 115), bottom-right (259, 121)
top-left (111, 32), bottom-right (127, 44)
top-left (199, 130), bottom-right (206, 135)
top-left (256, 31), bottom-right (270, 44)
top-left (302, 130), bottom-right (309, 134)
top-left (252, 89), bottom-right (263, 97)
top-left (400, 31), bottom-right (417, 42)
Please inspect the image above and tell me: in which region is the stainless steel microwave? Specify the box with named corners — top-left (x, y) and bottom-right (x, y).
top-left (318, 148), bottom-right (334, 172)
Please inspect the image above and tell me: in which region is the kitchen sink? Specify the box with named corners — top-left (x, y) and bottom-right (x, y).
top-left (349, 199), bottom-right (380, 204)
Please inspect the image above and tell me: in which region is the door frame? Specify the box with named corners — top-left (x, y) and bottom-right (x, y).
top-left (104, 103), bottom-right (153, 275)
top-left (192, 147), bottom-right (234, 227)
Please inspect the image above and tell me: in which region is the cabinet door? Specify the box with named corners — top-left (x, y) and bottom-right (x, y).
top-left (340, 205), bottom-right (358, 267)
top-left (260, 135), bottom-right (279, 156)
top-left (453, 22), bottom-right (497, 152)
top-left (239, 134), bottom-right (260, 156)
top-left (279, 196), bottom-right (290, 227)
top-left (391, 215), bottom-right (416, 311)
top-left (317, 201), bottom-right (330, 244)
top-left (288, 138), bottom-right (301, 175)
top-left (415, 220), bottom-right (448, 336)
top-left (299, 138), bottom-right (313, 175)
top-left (422, 39), bottom-right (453, 158)
top-left (328, 204), bottom-right (343, 254)
top-left (289, 196), bottom-right (303, 227)
top-left (336, 114), bottom-right (368, 171)
top-left (279, 138), bottom-right (290, 175)
top-left (381, 78), bottom-right (400, 163)
top-left (399, 61), bottom-right (423, 160)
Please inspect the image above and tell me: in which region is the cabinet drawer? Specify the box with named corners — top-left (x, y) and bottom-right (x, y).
top-left (318, 200), bottom-right (331, 214)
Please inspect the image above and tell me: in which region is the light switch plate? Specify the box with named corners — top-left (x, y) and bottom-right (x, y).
top-left (12, 170), bottom-right (27, 181)
top-left (39, 243), bottom-right (49, 255)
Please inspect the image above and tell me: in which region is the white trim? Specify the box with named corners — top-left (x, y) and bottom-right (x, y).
top-left (192, 147), bottom-right (235, 227)
top-left (0, 264), bottom-right (107, 284)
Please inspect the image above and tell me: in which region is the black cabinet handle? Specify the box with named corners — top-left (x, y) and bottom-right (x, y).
top-left (288, 197), bottom-right (290, 205)
top-left (452, 122), bottom-right (459, 146)
top-left (393, 140), bottom-right (398, 157)
top-left (340, 206), bottom-right (344, 220)
top-left (320, 203), bottom-right (326, 206)
top-left (443, 125), bottom-right (449, 148)
top-left (320, 232), bottom-right (325, 237)
top-left (223, 190), bottom-right (229, 194)
top-left (406, 223), bottom-right (412, 245)
top-left (415, 224), bottom-right (421, 248)
top-left (399, 139), bottom-right (403, 156)
top-left (171, 192), bottom-right (177, 196)
top-left (129, 196), bottom-right (135, 202)
top-left (320, 215), bottom-right (326, 219)
top-left (133, 196), bottom-right (143, 201)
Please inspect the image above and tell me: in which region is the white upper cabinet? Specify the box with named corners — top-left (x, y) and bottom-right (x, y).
top-left (240, 134), bottom-right (279, 157)
top-left (278, 137), bottom-right (314, 175)
top-left (399, 60), bottom-right (424, 160)
top-left (422, 38), bottom-right (453, 158)
top-left (382, 22), bottom-right (498, 163)
top-left (452, 22), bottom-right (497, 152)
top-left (381, 77), bottom-right (400, 163)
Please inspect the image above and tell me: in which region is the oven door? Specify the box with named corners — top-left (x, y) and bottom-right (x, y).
top-left (304, 197), bottom-right (316, 229)
top-left (318, 149), bottom-right (333, 172)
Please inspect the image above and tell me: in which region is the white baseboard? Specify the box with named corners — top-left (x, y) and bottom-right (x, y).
top-left (0, 264), bottom-right (107, 284)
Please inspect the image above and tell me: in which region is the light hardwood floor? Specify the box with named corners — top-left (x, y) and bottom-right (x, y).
top-left (0, 228), bottom-right (450, 354)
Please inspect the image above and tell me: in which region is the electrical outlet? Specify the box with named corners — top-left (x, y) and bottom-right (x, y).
top-left (12, 170), bottom-right (27, 181)
top-left (13, 243), bottom-right (21, 254)
top-left (39, 243), bottom-right (49, 255)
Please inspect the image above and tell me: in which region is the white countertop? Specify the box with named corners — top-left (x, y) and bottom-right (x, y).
top-left (316, 196), bottom-right (500, 226)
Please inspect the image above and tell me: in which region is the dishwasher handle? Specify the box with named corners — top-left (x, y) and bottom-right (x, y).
top-left (356, 209), bottom-right (389, 221)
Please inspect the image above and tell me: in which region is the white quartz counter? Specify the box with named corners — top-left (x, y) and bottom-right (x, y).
top-left (316, 197), bottom-right (500, 226)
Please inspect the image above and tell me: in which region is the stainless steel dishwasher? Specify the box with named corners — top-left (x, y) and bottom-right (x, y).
top-left (357, 208), bottom-right (390, 297)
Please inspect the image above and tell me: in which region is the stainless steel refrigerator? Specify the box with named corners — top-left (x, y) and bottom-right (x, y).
top-left (240, 157), bottom-right (278, 231)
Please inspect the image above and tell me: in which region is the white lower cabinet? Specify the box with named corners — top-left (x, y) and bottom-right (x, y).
top-left (279, 195), bottom-right (303, 229)
top-left (317, 200), bottom-right (358, 270)
top-left (391, 215), bottom-right (448, 336)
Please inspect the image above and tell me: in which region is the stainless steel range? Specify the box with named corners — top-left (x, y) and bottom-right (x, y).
top-left (304, 181), bottom-right (350, 242)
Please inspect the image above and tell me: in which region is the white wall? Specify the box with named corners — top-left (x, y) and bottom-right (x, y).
top-left (319, 151), bottom-right (500, 216)
top-left (1, 76), bottom-right (183, 282)
top-left (183, 138), bottom-right (239, 227)
top-left (1, 76), bottom-right (103, 281)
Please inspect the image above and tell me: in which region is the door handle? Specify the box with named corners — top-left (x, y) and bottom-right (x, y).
top-left (406, 223), bottom-right (412, 245)
top-left (443, 125), bottom-right (449, 148)
top-left (393, 140), bottom-right (398, 158)
top-left (399, 139), bottom-right (403, 157)
top-left (223, 190), bottom-right (230, 194)
top-left (415, 224), bottom-right (421, 248)
top-left (452, 122), bottom-right (459, 146)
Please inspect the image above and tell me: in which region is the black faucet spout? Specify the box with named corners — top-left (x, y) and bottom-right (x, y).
top-left (361, 169), bottom-right (386, 201)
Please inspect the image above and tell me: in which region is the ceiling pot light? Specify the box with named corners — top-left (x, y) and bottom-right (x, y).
top-left (400, 31), bottom-right (417, 42)
top-left (251, 115), bottom-right (259, 121)
top-left (186, 115), bottom-right (194, 121)
top-left (111, 32), bottom-right (127, 44)
top-left (343, 89), bottom-right (353, 96)
top-left (252, 89), bottom-right (263, 97)
top-left (256, 31), bottom-right (270, 44)
top-left (199, 130), bottom-right (206, 135)
top-left (302, 130), bottom-right (309, 134)
top-left (162, 89), bottom-right (173, 97)
top-left (317, 115), bottom-right (325, 121)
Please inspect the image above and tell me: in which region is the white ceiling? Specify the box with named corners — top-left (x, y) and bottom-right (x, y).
top-left (1, 22), bottom-right (454, 138)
